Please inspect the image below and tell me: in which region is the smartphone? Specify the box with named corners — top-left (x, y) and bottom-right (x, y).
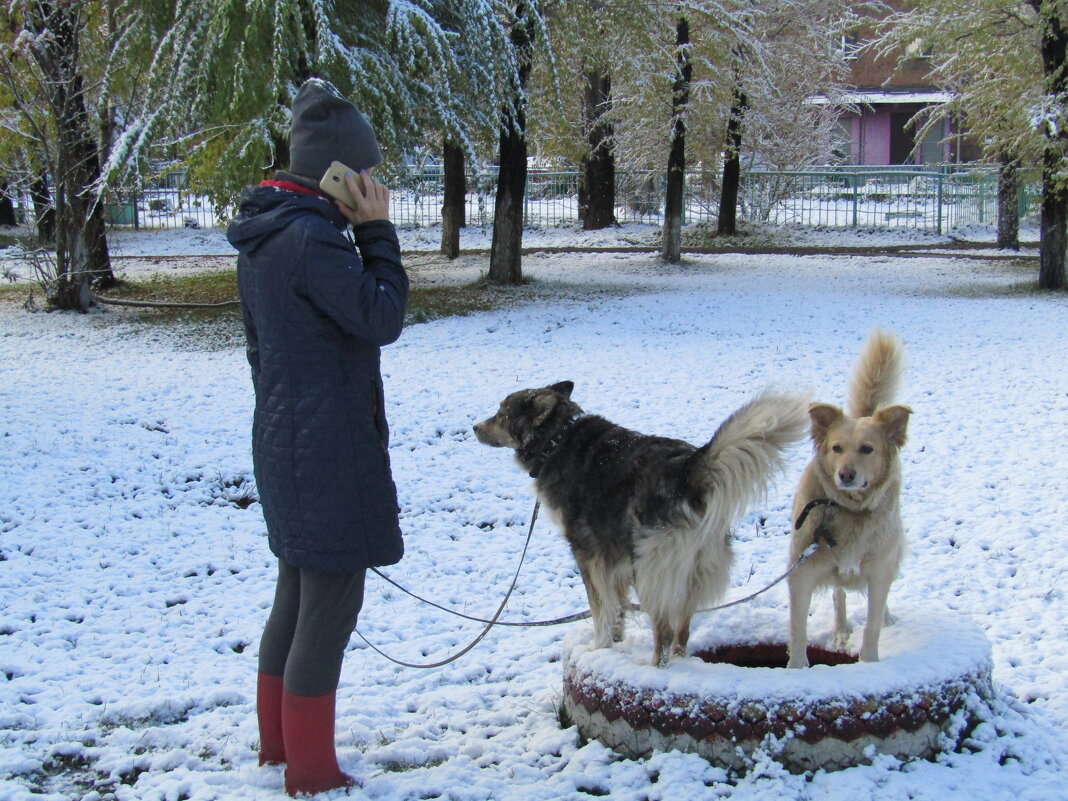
top-left (319, 161), bottom-right (364, 208)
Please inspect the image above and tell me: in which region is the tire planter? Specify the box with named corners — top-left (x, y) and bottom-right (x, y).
top-left (562, 604), bottom-right (993, 773)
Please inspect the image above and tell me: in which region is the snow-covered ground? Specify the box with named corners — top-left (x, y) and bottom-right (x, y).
top-left (0, 223), bottom-right (1064, 801)
top-left (2, 216), bottom-right (1039, 263)
top-left (99, 218), bottom-right (1036, 256)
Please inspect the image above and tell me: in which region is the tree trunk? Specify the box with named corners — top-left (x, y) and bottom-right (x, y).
top-left (53, 222), bottom-right (92, 312)
top-left (489, 116), bottom-right (527, 284)
top-left (661, 18), bottom-right (691, 264)
top-left (1039, 144), bottom-right (1068, 288)
top-left (62, 81), bottom-right (116, 295)
top-left (27, 1), bottom-right (114, 309)
top-left (580, 69), bottom-right (616, 230)
top-left (0, 182), bottom-right (15, 227)
top-left (718, 87), bottom-right (747, 236)
top-left (86, 199), bottom-right (115, 289)
top-left (997, 152), bottom-right (1020, 251)
top-left (489, 5), bottom-right (534, 285)
top-left (441, 138), bottom-right (466, 259)
top-left (89, 103), bottom-right (117, 288)
top-left (1031, 0), bottom-right (1068, 289)
top-left (272, 133), bottom-right (290, 176)
top-left (30, 173), bottom-right (56, 243)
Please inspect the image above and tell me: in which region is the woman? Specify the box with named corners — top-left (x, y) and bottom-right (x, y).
top-left (227, 78), bottom-right (408, 797)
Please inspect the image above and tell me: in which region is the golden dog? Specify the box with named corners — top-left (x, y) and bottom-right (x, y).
top-left (787, 330), bottom-right (911, 668)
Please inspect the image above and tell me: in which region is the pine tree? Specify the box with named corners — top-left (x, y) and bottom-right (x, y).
top-left (139, 1), bottom-right (487, 204)
top-left (426, 0), bottom-right (518, 257)
top-left (489, 2), bottom-right (538, 284)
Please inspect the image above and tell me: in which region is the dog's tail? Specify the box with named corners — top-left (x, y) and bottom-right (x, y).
top-left (690, 391), bottom-right (809, 538)
top-left (848, 329), bottom-right (903, 418)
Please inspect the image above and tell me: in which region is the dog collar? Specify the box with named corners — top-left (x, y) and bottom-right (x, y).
top-left (528, 414), bottom-right (583, 479)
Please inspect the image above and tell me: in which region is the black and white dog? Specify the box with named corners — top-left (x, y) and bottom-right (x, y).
top-left (475, 382), bottom-right (808, 667)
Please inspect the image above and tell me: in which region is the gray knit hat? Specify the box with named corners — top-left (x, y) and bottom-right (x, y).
top-left (288, 78), bottom-right (381, 180)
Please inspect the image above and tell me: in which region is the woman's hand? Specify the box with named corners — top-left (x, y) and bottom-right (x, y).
top-left (335, 170), bottom-right (390, 225)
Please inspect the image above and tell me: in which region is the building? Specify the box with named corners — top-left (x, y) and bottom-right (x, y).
top-left (825, 3), bottom-right (977, 167)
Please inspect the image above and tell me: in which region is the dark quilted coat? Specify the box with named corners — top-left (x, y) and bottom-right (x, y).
top-left (227, 184), bottom-right (408, 572)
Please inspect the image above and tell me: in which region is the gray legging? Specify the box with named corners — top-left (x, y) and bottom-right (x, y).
top-left (258, 559), bottom-right (367, 697)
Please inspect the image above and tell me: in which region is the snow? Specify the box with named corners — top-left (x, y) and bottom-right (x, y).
top-left (809, 90), bottom-right (955, 105)
top-left (54, 217), bottom-right (1043, 263)
top-left (0, 222), bottom-right (1065, 800)
top-left (564, 604), bottom-right (993, 705)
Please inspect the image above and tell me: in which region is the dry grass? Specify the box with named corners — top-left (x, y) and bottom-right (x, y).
top-left (0, 264), bottom-right (527, 337)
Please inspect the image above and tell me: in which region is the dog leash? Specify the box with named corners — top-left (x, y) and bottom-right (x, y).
top-left (794, 497), bottom-right (841, 547)
top-left (367, 544), bottom-right (818, 633)
top-left (352, 500), bottom-right (545, 668)
top-left (694, 500), bottom-right (837, 612)
top-left (359, 500), bottom-right (838, 658)
top-left (694, 542), bottom-right (819, 613)
top-left (368, 563), bottom-right (592, 627)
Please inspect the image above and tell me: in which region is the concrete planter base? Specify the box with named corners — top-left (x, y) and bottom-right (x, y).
top-left (562, 605), bottom-right (993, 773)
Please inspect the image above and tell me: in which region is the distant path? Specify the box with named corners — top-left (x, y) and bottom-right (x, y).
top-left (495, 241), bottom-right (1039, 260)
top-left (104, 239), bottom-right (1040, 273)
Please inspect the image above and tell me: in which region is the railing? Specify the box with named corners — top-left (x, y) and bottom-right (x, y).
top-left (738, 168), bottom-right (1011, 235)
top-left (385, 166), bottom-right (1027, 235)
top-left (10, 166), bottom-right (1034, 236)
top-left (102, 186), bottom-right (222, 230)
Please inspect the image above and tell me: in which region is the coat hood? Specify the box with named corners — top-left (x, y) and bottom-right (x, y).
top-left (227, 183), bottom-right (346, 255)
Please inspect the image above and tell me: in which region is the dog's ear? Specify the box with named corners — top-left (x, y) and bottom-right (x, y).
top-left (531, 392), bottom-right (560, 427)
top-left (808, 403), bottom-right (843, 442)
top-left (873, 404), bottom-right (911, 449)
top-left (549, 381), bottom-right (574, 398)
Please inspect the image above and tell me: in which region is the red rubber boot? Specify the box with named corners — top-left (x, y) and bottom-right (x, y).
top-left (257, 672), bottom-right (286, 766)
top-left (282, 690), bottom-right (356, 797)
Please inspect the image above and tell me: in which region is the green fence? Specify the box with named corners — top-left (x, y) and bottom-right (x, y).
top-left (738, 168), bottom-right (1013, 234)
top-left (67, 165), bottom-right (1032, 234)
top-left (387, 166), bottom-right (1031, 235)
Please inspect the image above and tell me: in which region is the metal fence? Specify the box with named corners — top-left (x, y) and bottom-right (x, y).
top-left (101, 186), bottom-right (222, 230)
top-left (737, 168), bottom-right (1031, 234)
top-left (10, 166), bottom-right (1035, 235)
top-left (381, 166), bottom-right (1032, 235)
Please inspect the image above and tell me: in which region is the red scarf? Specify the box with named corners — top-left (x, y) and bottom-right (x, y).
top-left (259, 179), bottom-right (327, 198)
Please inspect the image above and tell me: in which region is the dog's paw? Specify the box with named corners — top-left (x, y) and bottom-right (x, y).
top-left (860, 646), bottom-right (880, 662)
top-left (650, 644), bottom-right (673, 668)
top-left (833, 629), bottom-right (852, 650)
top-left (592, 635), bottom-right (614, 650)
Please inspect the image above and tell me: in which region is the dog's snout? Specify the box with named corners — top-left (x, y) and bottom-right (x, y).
top-left (473, 419), bottom-right (504, 447)
top-left (838, 465), bottom-right (856, 486)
